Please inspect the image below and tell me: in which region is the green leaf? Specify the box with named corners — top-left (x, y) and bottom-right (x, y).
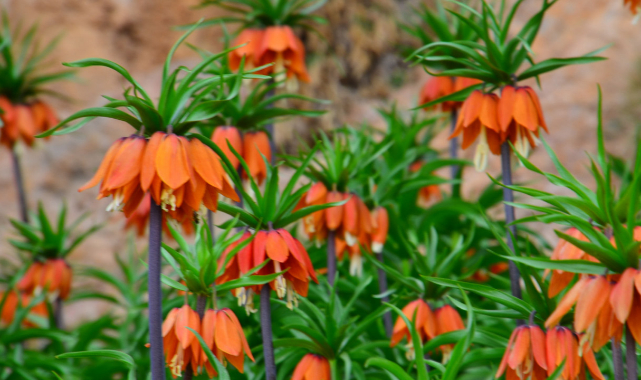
top-left (57, 350), bottom-right (135, 368)
top-left (38, 107), bottom-right (142, 137)
top-left (425, 277), bottom-right (533, 315)
top-left (187, 327), bottom-right (230, 380)
top-left (495, 254), bottom-right (606, 274)
top-left (364, 358), bottom-right (415, 380)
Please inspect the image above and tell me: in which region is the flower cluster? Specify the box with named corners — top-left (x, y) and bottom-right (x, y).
top-left (390, 300), bottom-right (465, 362)
top-left (419, 76), bottom-right (481, 112)
top-left (497, 324), bottom-right (603, 380)
top-left (451, 86), bottom-right (547, 171)
top-left (229, 26), bottom-right (310, 88)
top-left (297, 183), bottom-right (390, 276)
top-left (79, 132), bottom-right (239, 222)
top-left (17, 259), bottom-right (72, 301)
top-left (218, 228), bottom-right (318, 311)
top-left (0, 98), bottom-right (58, 148)
top-left (162, 305), bottom-right (254, 378)
top-left (212, 127), bottom-right (272, 185)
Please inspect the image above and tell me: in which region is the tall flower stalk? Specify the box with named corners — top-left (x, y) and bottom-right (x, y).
top-left (147, 201), bottom-right (165, 379)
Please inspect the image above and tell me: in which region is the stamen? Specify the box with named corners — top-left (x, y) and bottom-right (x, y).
top-left (274, 262), bottom-right (286, 298)
top-left (161, 187), bottom-right (177, 211)
top-left (285, 280), bottom-right (298, 310)
top-left (349, 253), bottom-right (363, 277)
top-left (106, 190), bottom-right (125, 212)
top-left (473, 127), bottom-right (490, 172)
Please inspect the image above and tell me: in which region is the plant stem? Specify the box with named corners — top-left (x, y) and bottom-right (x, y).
top-left (613, 337), bottom-right (625, 380)
top-left (54, 297), bottom-right (63, 330)
top-left (327, 230), bottom-right (337, 287)
top-left (260, 285), bottom-right (277, 380)
top-left (148, 200), bottom-right (166, 380)
top-left (375, 252), bottom-right (392, 337)
top-left (207, 210), bottom-right (215, 242)
top-left (11, 148), bottom-right (28, 223)
top-left (329, 358), bottom-right (338, 380)
top-left (500, 142), bottom-right (522, 306)
top-left (627, 327), bottom-right (637, 380)
top-left (450, 109), bottom-right (460, 196)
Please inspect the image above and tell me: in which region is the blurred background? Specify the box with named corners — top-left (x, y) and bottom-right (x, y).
top-left (0, 0), bottom-right (639, 322)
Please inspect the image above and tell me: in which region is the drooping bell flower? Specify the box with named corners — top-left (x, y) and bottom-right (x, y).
top-left (495, 324), bottom-right (547, 380)
top-left (547, 228), bottom-right (596, 297)
top-left (324, 192), bottom-right (372, 247)
top-left (545, 327), bottom-right (604, 380)
top-left (409, 161), bottom-right (441, 208)
top-left (253, 229), bottom-right (318, 309)
top-left (419, 77), bottom-right (455, 111)
top-left (419, 76), bottom-right (481, 112)
top-left (255, 25), bottom-right (310, 88)
top-left (297, 182), bottom-right (329, 244)
top-left (608, 268), bottom-right (641, 346)
top-left (79, 132), bottom-right (239, 222)
top-left (228, 29), bottom-right (265, 71)
top-left (434, 305), bottom-right (465, 363)
top-left (292, 354), bottom-right (331, 380)
top-left (201, 308), bottom-right (255, 377)
top-left (545, 275), bottom-right (621, 352)
top-left (212, 126), bottom-right (243, 169)
top-left (217, 231), bottom-right (258, 314)
top-left (124, 193), bottom-right (194, 237)
top-left (449, 90), bottom-right (502, 172)
top-left (17, 259), bottom-right (72, 300)
top-left (0, 97), bottom-right (58, 148)
top-left (390, 299), bottom-right (437, 360)
top-left (371, 206), bottom-right (388, 254)
top-left (0, 290), bottom-right (48, 327)
top-left (242, 130), bottom-right (272, 185)
top-left (162, 305), bottom-right (202, 378)
top-left (498, 86), bottom-right (548, 158)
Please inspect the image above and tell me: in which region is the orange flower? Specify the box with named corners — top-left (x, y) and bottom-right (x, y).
top-left (545, 275), bottom-right (621, 352)
top-left (242, 131), bottom-right (272, 185)
top-left (0, 97), bottom-right (58, 148)
top-left (390, 299), bottom-right (436, 360)
top-left (496, 324), bottom-right (547, 380)
top-left (419, 77), bottom-right (455, 111)
top-left (434, 305), bottom-right (465, 363)
top-left (608, 268), bottom-right (641, 347)
top-left (228, 29), bottom-right (264, 70)
top-left (162, 305), bottom-right (202, 378)
top-left (449, 90), bottom-right (502, 171)
top-left (201, 308), bottom-right (255, 377)
top-left (0, 290), bottom-right (48, 327)
top-left (124, 193), bottom-right (194, 237)
top-left (292, 354), bottom-right (331, 380)
top-left (253, 229), bottom-right (318, 309)
top-left (79, 132), bottom-right (239, 222)
top-left (17, 259), bottom-right (72, 300)
top-left (547, 228), bottom-right (597, 297)
top-left (297, 182), bottom-right (329, 243)
top-left (409, 161), bottom-right (441, 208)
top-left (217, 231), bottom-right (258, 314)
top-left (624, 0), bottom-right (641, 15)
top-left (212, 126), bottom-right (243, 169)
top-left (498, 86), bottom-right (547, 158)
top-left (419, 76), bottom-right (481, 112)
top-left (255, 25), bottom-right (310, 86)
top-left (545, 327), bottom-right (604, 380)
top-left (371, 206), bottom-right (388, 254)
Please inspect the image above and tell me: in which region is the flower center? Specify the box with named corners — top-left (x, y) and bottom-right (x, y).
top-left (161, 187), bottom-right (177, 211)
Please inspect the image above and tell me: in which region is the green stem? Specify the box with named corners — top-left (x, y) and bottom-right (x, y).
top-left (330, 358), bottom-right (338, 380)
